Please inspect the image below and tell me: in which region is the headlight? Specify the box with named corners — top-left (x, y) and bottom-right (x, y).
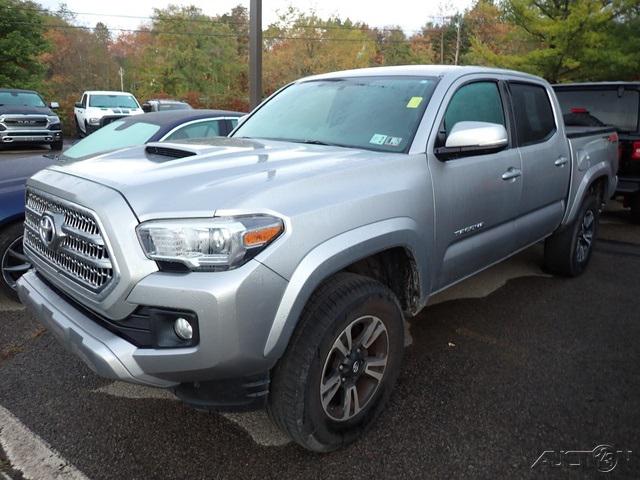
top-left (47, 115), bottom-right (60, 124)
top-left (136, 215), bottom-right (284, 271)
top-left (88, 117), bottom-right (101, 124)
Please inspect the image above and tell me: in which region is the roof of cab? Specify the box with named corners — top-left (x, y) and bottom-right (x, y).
top-left (0, 88), bottom-right (40, 94)
top-left (83, 90), bottom-right (137, 95)
top-left (300, 65), bottom-right (547, 84)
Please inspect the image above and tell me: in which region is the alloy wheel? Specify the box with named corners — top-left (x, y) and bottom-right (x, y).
top-left (1, 236), bottom-right (30, 291)
top-left (320, 315), bottom-right (389, 422)
top-left (576, 209), bottom-right (595, 264)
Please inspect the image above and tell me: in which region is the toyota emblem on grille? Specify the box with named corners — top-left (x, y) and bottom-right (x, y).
top-left (38, 212), bottom-right (65, 250)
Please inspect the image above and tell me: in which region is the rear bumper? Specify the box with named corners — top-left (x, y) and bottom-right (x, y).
top-left (0, 130), bottom-right (62, 144)
top-left (616, 176), bottom-right (640, 195)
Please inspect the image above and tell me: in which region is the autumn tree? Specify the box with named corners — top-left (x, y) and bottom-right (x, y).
top-left (263, 8), bottom-right (377, 94)
top-left (0, 0), bottom-right (49, 89)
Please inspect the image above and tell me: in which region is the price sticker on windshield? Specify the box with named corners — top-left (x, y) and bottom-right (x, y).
top-left (406, 96), bottom-right (423, 108)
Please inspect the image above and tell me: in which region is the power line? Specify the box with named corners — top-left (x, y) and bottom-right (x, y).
top-left (28, 22), bottom-right (441, 45)
top-left (7, 4), bottom-right (458, 36)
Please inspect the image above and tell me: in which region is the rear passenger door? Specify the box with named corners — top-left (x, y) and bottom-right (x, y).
top-left (429, 78), bottom-right (523, 289)
top-left (508, 82), bottom-right (571, 247)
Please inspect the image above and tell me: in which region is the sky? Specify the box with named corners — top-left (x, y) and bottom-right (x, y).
top-left (37, 0), bottom-right (475, 35)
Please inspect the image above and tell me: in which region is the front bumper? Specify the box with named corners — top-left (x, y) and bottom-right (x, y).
top-left (0, 129), bottom-right (62, 144)
top-left (17, 256), bottom-right (288, 388)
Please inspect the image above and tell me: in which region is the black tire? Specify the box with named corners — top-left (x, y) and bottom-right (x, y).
top-left (544, 192), bottom-right (599, 277)
top-left (50, 139), bottom-right (63, 151)
top-left (268, 272), bottom-right (404, 452)
top-left (630, 194), bottom-right (640, 224)
top-left (0, 222), bottom-right (30, 301)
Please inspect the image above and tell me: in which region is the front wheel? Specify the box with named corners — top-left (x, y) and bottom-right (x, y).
top-left (544, 192), bottom-right (599, 277)
top-left (268, 273), bottom-right (404, 452)
top-left (0, 222), bottom-right (31, 301)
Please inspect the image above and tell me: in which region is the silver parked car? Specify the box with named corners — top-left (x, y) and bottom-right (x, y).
top-left (18, 66), bottom-right (617, 452)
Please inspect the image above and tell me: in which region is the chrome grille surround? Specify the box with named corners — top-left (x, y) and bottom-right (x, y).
top-left (24, 189), bottom-right (115, 293)
top-left (3, 116), bottom-right (49, 128)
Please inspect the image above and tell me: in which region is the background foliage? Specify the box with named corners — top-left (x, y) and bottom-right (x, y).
top-left (1, 0), bottom-right (638, 132)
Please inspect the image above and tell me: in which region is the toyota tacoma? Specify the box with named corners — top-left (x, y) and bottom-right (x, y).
top-left (18, 66), bottom-right (618, 452)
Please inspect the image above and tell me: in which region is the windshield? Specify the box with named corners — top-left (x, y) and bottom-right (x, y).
top-left (61, 120), bottom-right (160, 161)
top-left (0, 91), bottom-right (46, 107)
top-left (89, 94), bottom-right (139, 109)
top-left (233, 76), bottom-right (438, 152)
top-left (158, 102), bottom-right (191, 111)
top-left (556, 88), bottom-right (640, 132)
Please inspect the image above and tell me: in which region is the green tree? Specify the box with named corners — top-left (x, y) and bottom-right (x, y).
top-left (467, 0), bottom-right (639, 82)
top-left (0, 0), bottom-right (49, 89)
top-left (139, 5), bottom-right (242, 107)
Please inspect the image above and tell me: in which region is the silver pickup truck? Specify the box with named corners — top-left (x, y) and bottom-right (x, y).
top-left (17, 66), bottom-right (618, 452)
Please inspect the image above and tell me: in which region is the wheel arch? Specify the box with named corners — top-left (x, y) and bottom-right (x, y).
top-left (262, 217), bottom-right (428, 361)
top-left (563, 164), bottom-right (613, 226)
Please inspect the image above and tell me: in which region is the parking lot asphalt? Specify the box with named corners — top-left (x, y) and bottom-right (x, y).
top-left (0, 209), bottom-right (638, 479)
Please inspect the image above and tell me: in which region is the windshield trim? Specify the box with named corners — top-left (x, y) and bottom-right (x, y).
top-left (231, 75), bottom-right (440, 154)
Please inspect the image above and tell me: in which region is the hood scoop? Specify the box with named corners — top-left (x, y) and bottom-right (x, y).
top-left (145, 144), bottom-right (198, 160)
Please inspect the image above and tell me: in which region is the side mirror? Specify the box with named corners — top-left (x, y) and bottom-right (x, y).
top-left (49, 101), bottom-right (60, 109)
top-left (142, 102), bottom-right (152, 113)
top-left (74, 102), bottom-right (83, 109)
top-left (436, 121), bottom-right (508, 159)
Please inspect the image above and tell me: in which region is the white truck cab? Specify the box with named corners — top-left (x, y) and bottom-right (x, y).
top-left (74, 91), bottom-right (143, 137)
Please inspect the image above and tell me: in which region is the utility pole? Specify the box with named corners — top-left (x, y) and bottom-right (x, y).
top-left (454, 19), bottom-right (461, 66)
top-left (249, 0), bottom-right (262, 109)
top-left (118, 66), bottom-right (124, 91)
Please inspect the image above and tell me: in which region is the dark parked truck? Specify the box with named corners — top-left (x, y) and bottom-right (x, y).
top-left (554, 82), bottom-right (640, 222)
top-left (18, 66), bottom-right (618, 452)
top-left (0, 88), bottom-right (63, 150)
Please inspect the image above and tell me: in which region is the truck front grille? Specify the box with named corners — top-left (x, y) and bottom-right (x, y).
top-left (24, 189), bottom-right (114, 293)
top-left (4, 116), bottom-right (48, 128)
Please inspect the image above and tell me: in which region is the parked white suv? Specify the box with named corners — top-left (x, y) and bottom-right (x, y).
top-left (74, 91), bottom-right (143, 137)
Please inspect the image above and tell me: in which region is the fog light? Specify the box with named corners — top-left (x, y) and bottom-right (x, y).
top-left (174, 317), bottom-right (193, 340)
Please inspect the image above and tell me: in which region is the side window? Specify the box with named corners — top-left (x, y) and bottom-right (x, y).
top-left (81, 94), bottom-right (87, 107)
top-left (443, 81), bottom-right (505, 137)
top-left (230, 118), bottom-right (239, 129)
top-left (164, 120), bottom-right (223, 141)
top-left (509, 82), bottom-right (556, 146)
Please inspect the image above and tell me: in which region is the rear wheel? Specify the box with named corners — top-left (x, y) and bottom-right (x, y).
top-left (268, 273), bottom-right (404, 452)
top-left (0, 222), bottom-right (30, 301)
top-left (544, 192), bottom-right (599, 277)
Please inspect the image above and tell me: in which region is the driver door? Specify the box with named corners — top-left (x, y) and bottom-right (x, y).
top-left (429, 79), bottom-right (523, 290)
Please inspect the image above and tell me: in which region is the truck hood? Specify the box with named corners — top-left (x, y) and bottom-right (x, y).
top-left (48, 137), bottom-right (401, 220)
top-left (0, 105), bottom-right (57, 116)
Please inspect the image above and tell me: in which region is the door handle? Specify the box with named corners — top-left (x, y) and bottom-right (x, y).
top-left (554, 156), bottom-right (568, 167)
top-left (501, 168), bottom-right (522, 181)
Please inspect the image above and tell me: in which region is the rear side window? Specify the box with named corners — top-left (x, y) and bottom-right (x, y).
top-left (509, 83), bottom-right (556, 146)
top-left (164, 119), bottom-right (223, 141)
top-left (443, 81), bottom-right (505, 136)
